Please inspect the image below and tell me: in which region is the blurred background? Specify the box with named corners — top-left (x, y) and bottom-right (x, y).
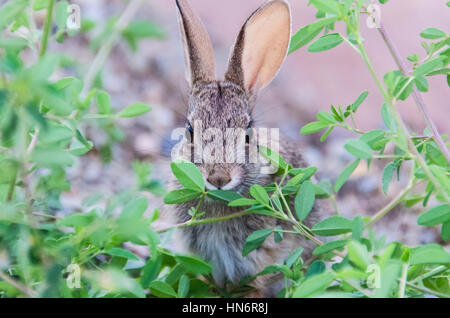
top-left (42, 0), bottom-right (449, 247)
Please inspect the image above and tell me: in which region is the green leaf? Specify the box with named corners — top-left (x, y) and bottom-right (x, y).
top-left (293, 271), bottom-right (334, 298)
top-left (54, 77), bottom-right (76, 90)
top-left (407, 54), bottom-right (419, 63)
top-left (317, 111), bottom-right (336, 124)
top-left (347, 240), bottom-right (370, 270)
top-left (306, 261), bottom-right (326, 278)
top-left (313, 240), bottom-right (348, 255)
top-left (120, 197), bottom-right (148, 220)
top-left (393, 77), bottom-right (413, 100)
top-left (207, 190), bottom-right (242, 202)
top-left (308, 33), bottom-right (343, 52)
top-left (0, 37), bottom-right (28, 52)
top-left (55, 1), bottom-right (69, 29)
top-left (314, 179), bottom-right (332, 198)
top-left (285, 247), bottom-right (304, 268)
top-left (294, 180), bottom-right (316, 220)
top-left (344, 139), bottom-right (372, 159)
top-left (33, 0), bottom-right (49, 11)
top-left (414, 76), bottom-right (429, 92)
top-left (320, 126), bottom-right (334, 142)
top-left (69, 139), bottom-right (93, 156)
top-left (289, 17), bottom-right (338, 54)
top-left (104, 248), bottom-right (139, 261)
top-left (374, 261), bottom-right (402, 298)
top-left (141, 254), bottom-right (162, 288)
top-left (0, 0), bottom-right (28, 30)
top-left (258, 146), bottom-right (288, 174)
top-left (420, 28), bottom-right (447, 39)
top-left (417, 204), bottom-right (450, 226)
top-left (178, 275), bottom-right (190, 298)
top-left (165, 264), bottom-right (186, 285)
top-left (149, 281), bottom-right (177, 298)
top-left (32, 148), bottom-right (74, 167)
top-left (352, 216), bottom-right (364, 241)
top-left (163, 189), bottom-right (202, 204)
top-left (258, 264), bottom-right (293, 279)
top-left (312, 216), bottom-right (353, 236)
top-left (175, 255), bottom-right (212, 275)
top-left (170, 160), bottom-right (205, 191)
top-left (274, 225), bottom-right (283, 243)
top-left (360, 130), bottom-right (385, 150)
top-left (242, 228), bottom-right (273, 257)
top-left (123, 20), bottom-right (165, 39)
top-left (351, 91), bottom-right (368, 112)
top-left (381, 103), bottom-right (396, 131)
top-left (414, 56), bottom-right (446, 77)
top-left (228, 198), bottom-right (258, 207)
top-left (117, 102), bottom-right (151, 118)
top-left (57, 212), bottom-right (95, 227)
top-left (382, 162), bottom-right (396, 194)
top-left (249, 184), bottom-right (269, 205)
top-left (441, 221), bottom-right (450, 241)
top-left (96, 91), bottom-right (112, 115)
top-left (310, 0), bottom-right (341, 15)
top-left (334, 159), bottom-right (360, 192)
top-left (410, 244), bottom-right (450, 264)
top-left (300, 121), bottom-right (330, 134)
top-left (40, 124), bottom-right (73, 145)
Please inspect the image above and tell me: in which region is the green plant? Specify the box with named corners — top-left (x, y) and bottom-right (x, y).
top-left (1, 0), bottom-right (449, 299)
top-left (161, 0), bottom-right (450, 298)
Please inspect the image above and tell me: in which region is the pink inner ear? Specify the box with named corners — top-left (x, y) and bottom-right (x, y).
top-left (242, 2), bottom-right (291, 90)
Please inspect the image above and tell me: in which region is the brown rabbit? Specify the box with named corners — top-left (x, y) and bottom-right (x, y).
top-left (169, 0), bottom-right (326, 297)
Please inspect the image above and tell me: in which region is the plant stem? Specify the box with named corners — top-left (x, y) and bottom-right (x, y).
top-left (377, 22), bottom-right (450, 163)
top-left (155, 210), bottom-right (253, 233)
top-left (190, 192), bottom-right (206, 220)
top-left (0, 271), bottom-right (36, 298)
top-left (356, 41), bottom-right (389, 100)
top-left (403, 280), bottom-right (449, 298)
top-left (365, 178), bottom-right (414, 227)
top-left (353, 35), bottom-right (450, 205)
top-left (82, 0), bottom-right (144, 96)
top-left (39, 0), bottom-right (55, 57)
top-left (411, 265), bottom-right (447, 284)
top-left (398, 263), bottom-right (408, 298)
top-left (275, 184), bottom-right (323, 246)
top-left (6, 168), bottom-right (17, 202)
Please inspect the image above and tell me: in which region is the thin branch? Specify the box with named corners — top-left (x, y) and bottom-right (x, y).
top-left (82, 0), bottom-right (145, 96)
top-left (155, 209), bottom-right (253, 233)
top-left (0, 271), bottom-right (36, 298)
top-left (377, 22), bottom-right (450, 163)
top-left (365, 179), bottom-right (415, 227)
top-left (403, 280), bottom-right (449, 298)
top-left (39, 0), bottom-right (55, 57)
top-left (398, 263), bottom-right (408, 298)
top-left (351, 33), bottom-right (450, 205)
top-left (27, 129), bottom-right (39, 154)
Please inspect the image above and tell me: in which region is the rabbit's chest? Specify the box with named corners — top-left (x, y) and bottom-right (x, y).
top-left (182, 217), bottom-right (262, 285)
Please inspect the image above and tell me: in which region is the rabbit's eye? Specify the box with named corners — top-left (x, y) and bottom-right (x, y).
top-left (245, 125), bottom-right (253, 144)
top-left (186, 122), bottom-right (193, 142)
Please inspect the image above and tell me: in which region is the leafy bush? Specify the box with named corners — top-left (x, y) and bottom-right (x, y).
top-left (0, 0), bottom-right (449, 298)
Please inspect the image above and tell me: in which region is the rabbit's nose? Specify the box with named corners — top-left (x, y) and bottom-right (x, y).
top-left (206, 173), bottom-right (232, 189)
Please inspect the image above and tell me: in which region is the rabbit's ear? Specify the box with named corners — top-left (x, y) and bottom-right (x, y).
top-left (225, 0), bottom-right (291, 92)
top-left (176, 0), bottom-right (215, 86)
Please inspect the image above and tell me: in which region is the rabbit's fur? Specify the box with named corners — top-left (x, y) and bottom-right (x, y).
top-left (169, 0), bottom-right (326, 297)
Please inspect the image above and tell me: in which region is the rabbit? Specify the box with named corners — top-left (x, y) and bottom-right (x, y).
top-left (168, 0), bottom-right (327, 297)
